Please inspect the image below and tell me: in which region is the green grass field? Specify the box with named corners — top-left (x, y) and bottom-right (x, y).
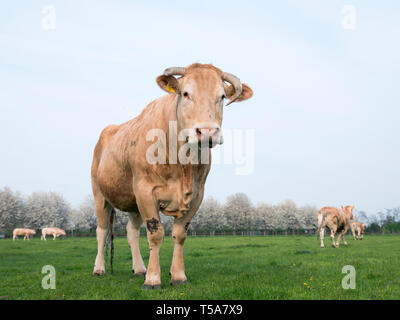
top-left (0, 235), bottom-right (399, 300)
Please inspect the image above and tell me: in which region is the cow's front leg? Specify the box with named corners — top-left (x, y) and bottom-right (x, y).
top-left (170, 219), bottom-right (190, 285)
top-left (336, 230), bottom-right (347, 247)
top-left (136, 192), bottom-right (163, 289)
top-left (127, 211), bottom-right (147, 276)
top-left (343, 233), bottom-right (349, 247)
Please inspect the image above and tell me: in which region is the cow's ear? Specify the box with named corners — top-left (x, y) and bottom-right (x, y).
top-left (156, 75), bottom-right (180, 94)
top-left (225, 83), bottom-right (253, 104)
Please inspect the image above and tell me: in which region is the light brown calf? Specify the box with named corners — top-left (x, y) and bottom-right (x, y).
top-left (41, 227), bottom-right (66, 240)
top-left (351, 221), bottom-right (365, 240)
top-left (12, 228), bottom-right (36, 240)
top-left (91, 63), bottom-right (253, 289)
top-left (316, 206), bottom-right (355, 248)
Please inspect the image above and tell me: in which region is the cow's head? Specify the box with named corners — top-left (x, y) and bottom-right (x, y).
top-left (156, 63), bottom-right (253, 147)
top-left (343, 205), bottom-right (355, 220)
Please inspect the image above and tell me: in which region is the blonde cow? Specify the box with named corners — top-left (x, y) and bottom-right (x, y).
top-left (316, 205), bottom-right (355, 248)
top-left (91, 63), bottom-right (253, 289)
top-left (351, 222), bottom-right (366, 240)
top-left (41, 227), bottom-right (66, 240)
top-left (13, 228), bottom-right (36, 240)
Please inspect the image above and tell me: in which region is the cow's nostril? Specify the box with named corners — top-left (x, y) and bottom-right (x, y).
top-left (195, 127), bottom-right (220, 142)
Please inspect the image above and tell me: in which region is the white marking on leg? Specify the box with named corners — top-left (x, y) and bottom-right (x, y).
top-left (93, 227), bottom-right (107, 275)
top-left (320, 228), bottom-right (325, 248)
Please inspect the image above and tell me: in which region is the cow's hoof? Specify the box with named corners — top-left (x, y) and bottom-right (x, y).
top-left (93, 270), bottom-right (105, 276)
top-left (320, 245), bottom-right (325, 248)
top-left (344, 243), bottom-right (348, 247)
top-left (142, 284), bottom-right (161, 290)
top-left (170, 280), bottom-right (188, 286)
top-left (133, 271), bottom-right (146, 277)
top-left (332, 244), bottom-right (337, 248)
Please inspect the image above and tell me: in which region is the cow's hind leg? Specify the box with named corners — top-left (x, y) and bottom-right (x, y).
top-left (127, 210), bottom-right (146, 276)
top-left (326, 221), bottom-right (337, 248)
top-left (319, 227), bottom-right (325, 248)
top-left (93, 190), bottom-right (114, 276)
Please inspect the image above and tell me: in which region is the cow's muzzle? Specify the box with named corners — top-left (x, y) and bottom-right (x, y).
top-left (188, 125), bottom-right (223, 148)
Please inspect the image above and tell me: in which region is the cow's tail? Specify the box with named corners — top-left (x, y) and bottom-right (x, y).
top-left (105, 208), bottom-right (116, 274)
top-left (316, 209), bottom-right (325, 239)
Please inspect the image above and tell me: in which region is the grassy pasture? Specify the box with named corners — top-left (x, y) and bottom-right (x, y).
top-left (0, 235), bottom-right (399, 300)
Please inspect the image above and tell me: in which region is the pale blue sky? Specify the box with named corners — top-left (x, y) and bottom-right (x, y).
top-left (1, 1), bottom-right (399, 215)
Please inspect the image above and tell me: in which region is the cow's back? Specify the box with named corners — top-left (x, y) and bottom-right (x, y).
top-left (13, 228), bottom-right (24, 235)
top-left (319, 207), bottom-right (340, 218)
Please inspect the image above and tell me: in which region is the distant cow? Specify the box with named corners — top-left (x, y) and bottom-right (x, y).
top-left (91, 63), bottom-right (253, 289)
top-left (13, 228), bottom-right (36, 240)
top-left (41, 227), bottom-right (66, 240)
top-left (316, 205), bottom-right (355, 248)
top-left (351, 221), bottom-right (365, 240)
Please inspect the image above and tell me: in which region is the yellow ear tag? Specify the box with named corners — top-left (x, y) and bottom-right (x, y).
top-left (239, 94), bottom-right (243, 98)
top-left (166, 84), bottom-right (175, 93)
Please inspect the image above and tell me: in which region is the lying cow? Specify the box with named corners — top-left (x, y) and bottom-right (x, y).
top-left (316, 205), bottom-right (355, 248)
top-left (351, 221), bottom-right (365, 240)
top-left (91, 63), bottom-right (253, 289)
top-left (13, 228), bottom-right (36, 240)
top-left (41, 227), bottom-right (66, 240)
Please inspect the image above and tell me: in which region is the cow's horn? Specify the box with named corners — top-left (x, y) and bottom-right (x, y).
top-left (163, 67), bottom-right (186, 77)
top-left (222, 72), bottom-right (243, 106)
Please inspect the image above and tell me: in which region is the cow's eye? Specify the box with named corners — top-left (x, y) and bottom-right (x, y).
top-left (221, 94), bottom-right (226, 100)
top-left (183, 92), bottom-right (190, 99)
